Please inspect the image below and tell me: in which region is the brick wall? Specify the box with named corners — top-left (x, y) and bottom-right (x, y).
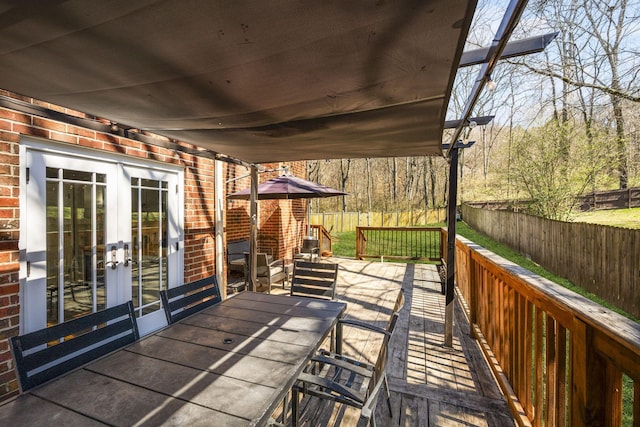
top-left (0, 128), bottom-right (19, 402)
top-left (225, 162), bottom-right (308, 261)
top-left (183, 157), bottom-right (216, 281)
top-left (0, 94), bottom-right (220, 401)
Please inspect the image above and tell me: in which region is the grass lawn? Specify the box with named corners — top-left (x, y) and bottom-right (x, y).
top-left (573, 207), bottom-right (640, 229)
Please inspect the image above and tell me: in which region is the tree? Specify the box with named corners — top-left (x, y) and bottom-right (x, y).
top-left (510, 120), bottom-right (610, 219)
top-left (519, 0), bottom-right (640, 189)
top-left (339, 159), bottom-right (351, 212)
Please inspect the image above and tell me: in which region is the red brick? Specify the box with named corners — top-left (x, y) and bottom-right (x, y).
top-left (50, 131), bottom-right (79, 145)
top-left (0, 198), bottom-right (18, 208)
top-left (12, 123), bottom-right (47, 138)
top-left (79, 138), bottom-right (104, 150)
top-left (0, 369), bottom-right (18, 389)
top-left (32, 117), bottom-right (66, 132)
top-left (0, 325), bottom-right (18, 340)
top-left (0, 210), bottom-right (14, 220)
top-left (96, 132), bottom-right (120, 144)
top-left (0, 132), bottom-right (19, 143)
top-left (67, 125), bottom-right (97, 139)
top-left (0, 284), bottom-right (18, 296)
top-left (0, 109), bottom-right (30, 124)
top-left (0, 305), bottom-right (19, 318)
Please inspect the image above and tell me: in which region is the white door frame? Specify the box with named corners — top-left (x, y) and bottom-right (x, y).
top-left (123, 164), bottom-right (183, 335)
top-left (19, 138), bottom-right (184, 335)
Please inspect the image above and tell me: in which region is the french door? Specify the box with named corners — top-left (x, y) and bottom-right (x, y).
top-left (22, 142), bottom-right (183, 336)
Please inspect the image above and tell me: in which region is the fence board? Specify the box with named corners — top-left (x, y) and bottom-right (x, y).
top-left (462, 204), bottom-right (640, 319)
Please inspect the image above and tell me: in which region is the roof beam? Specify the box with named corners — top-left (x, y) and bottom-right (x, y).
top-left (445, 0), bottom-right (531, 159)
top-left (444, 115), bottom-right (494, 129)
top-left (459, 32), bottom-right (558, 68)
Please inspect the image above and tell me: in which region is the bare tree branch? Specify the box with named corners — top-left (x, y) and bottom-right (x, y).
top-left (507, 59), bottom-right (640, 102)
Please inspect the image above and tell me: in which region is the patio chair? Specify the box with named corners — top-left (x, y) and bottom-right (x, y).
top-left (292, 289), bottom-right (405, 427)
top-left (10, 301), bottom-right (139, 392)
top-left (160, 275), bottom-right (221, 324)
top-left (290, 260), bottom-right (338, 300)
top-left (294, 237), bottom-right (319, 261)
top-left (244, 252), bottom-right (286, 294)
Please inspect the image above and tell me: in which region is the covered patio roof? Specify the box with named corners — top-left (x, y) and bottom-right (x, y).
top-left (0, 0), bottom-right (477, 163)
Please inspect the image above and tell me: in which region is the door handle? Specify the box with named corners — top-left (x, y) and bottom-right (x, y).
top-left (106, 245), bottom-right (119, 269)
top-left (124, 243), bottom-right (132, 267)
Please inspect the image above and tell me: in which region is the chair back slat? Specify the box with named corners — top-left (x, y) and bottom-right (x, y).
top-left (10, 301), bottom-right (138, 392)
top-left (160, 275), bottom-right (221, 324)
top-left (291, 261), bottom-right (338, 300)
top-left (363, 310), bottom-right (400, 416)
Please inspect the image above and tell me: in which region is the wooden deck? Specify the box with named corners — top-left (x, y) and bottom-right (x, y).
top-left (265, 258), bottom-right (516, 426)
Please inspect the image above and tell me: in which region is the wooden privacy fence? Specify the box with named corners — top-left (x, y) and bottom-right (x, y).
top-left (580, 187), bottom-right (640, 210)
top-left (355, 227), bottom-right (443, 262)
top-left (465, 187), bottom-right (640, 212)
top-left (449, 234), bottom-right (640, 426)
top-left (461, 204), bottom-right (640, 319)
top-left (311, 209), bottom-right (446, 233)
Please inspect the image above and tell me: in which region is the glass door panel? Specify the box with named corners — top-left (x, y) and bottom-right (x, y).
top-left (131, 177), bottom-right (169, 320)
top-left (127, 168), bottom-right (179, 331)
top-left (45, 167), bottom-right (106, 326)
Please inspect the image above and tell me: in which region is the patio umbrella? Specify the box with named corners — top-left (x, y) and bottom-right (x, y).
top-left (228, 173), bottom-right (346, 291)
top-left (227, 174), bottom-right (346, 201)
top-left (228, 173), bottom-right (346, 235)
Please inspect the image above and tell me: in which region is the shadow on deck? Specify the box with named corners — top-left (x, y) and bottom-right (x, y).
top-left (269, 258), bottom-right (516, 426)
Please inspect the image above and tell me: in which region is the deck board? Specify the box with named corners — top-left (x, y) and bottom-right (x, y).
top-left (268, 258), bottom-right (516, 426)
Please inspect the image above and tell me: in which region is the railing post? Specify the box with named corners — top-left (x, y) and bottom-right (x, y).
top-left (571, 318), bottom-right (620, 426)
top-left (468, 249), bottom-right (477, 328)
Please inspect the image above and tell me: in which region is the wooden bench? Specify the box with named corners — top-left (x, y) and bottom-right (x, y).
top-left (10, 301), bottom-right (139, 392)
top-left (160, 275), bottom-right (221, 324)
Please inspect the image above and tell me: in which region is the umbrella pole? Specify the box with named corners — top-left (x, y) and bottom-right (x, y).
top-left (249, 165), bottom-right (258, 292)
top-left (306, 201), bottom-right (311, 237)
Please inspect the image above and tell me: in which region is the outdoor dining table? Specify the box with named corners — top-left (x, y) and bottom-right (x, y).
top-left (0, 292), bottom-right (347, 426)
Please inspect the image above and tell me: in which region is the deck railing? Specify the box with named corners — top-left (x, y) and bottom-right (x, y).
top-left (449, 233), bottom-right (640, 427)
top-left (350, 225), bottom-right (639, 424)
top-left (355, 226), bottom-right (443, 262)
top-left (310, 224), bottom-right (333, 256)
